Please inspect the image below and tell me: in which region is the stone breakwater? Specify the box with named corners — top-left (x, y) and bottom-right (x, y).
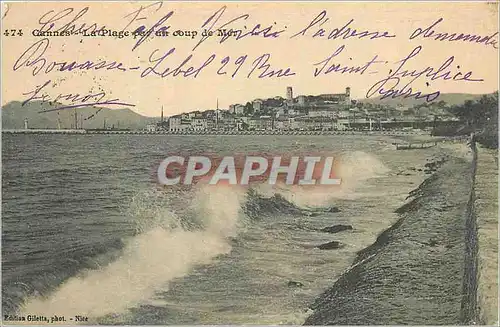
top-left (304, 143), bottom-right (481, 325)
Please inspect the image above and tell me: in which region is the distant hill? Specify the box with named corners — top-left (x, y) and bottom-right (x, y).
top-left (1, 101), bottom-right (157, 130)
top-left (358, 93), bottom-right (488, 107)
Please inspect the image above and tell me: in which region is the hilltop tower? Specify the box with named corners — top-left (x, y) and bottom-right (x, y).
top-left (23, 118), bottom-right (28, 130)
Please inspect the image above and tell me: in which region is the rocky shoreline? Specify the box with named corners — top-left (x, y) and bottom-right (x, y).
top-left (304, 144), bottom-right (479, 325)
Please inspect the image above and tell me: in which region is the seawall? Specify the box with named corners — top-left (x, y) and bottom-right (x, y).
top-left (304, 142), bottom-right (482, 325)
top-left (460, 139), bottom-right (479, 324)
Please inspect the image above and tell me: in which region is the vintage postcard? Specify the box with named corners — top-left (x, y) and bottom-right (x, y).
top-left (1, 1), bottom-right (498, 325)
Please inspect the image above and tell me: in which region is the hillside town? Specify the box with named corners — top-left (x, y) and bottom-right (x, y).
top-left (147, 86), bottom-right (458, 133)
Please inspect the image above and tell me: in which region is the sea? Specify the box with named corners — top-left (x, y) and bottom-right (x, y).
top-left (2, 134), bottom-right (445, 324)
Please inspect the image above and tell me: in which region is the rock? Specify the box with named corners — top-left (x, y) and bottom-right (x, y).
top-left (287, 281), bottom-right (304, 288)
top-left (317, 241), bottom-right (344, 250)
top-left (320, 224), bottom-right (353, 234)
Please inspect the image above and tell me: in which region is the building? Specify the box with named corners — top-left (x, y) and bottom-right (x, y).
top-left (235, 104), bottom-right (245, 115)
top-left (203, 110), bottom-right (216, 120)
top-left (206, 119), bottom-right (216, 130)
top-left (288, 108), bottom-right (299, 116)
top-left (147, 106), bottom-right (169, 131)
top-left (202, 110), bottom-right (217, 130)
top-left (168, 116), bottom-right (182, 131)
top-left (333, 120), bottom-right (348, 130)
top-left (308, 108), bottom-right (336, 118)
top-left (146, 124), bottom-right (157, 132)
top-left (336, 110), bottom-right (352, 126)
top-left (239, 116), bottom-right (250, 124)
top-left (297, 95), bottom-right (306, 106)
top-left (274, 116), bottom-right (291, 130)
top-left (260, 116), bottom-right (274, 130)
top-left (294, 117), bottom-right (335, 130)
top-left (220, 116), bottom-right (237, 130)
top-left (276, 107), bottom-right (286, 116)
top-left (248, 116), bottom-right (274, 130)
top-left (259, 116), bottom-right (274, 130)
top-left (188, 111), bottom-right (200, 119)
top-left (248, 118), bottom-right (259, 130)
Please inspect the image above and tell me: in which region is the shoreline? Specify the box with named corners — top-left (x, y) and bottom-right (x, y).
top-left (304, 142), bottom-right (482, 325)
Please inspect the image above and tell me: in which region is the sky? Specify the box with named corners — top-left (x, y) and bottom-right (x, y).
top-left (2, 1), bottom-right (499, 117)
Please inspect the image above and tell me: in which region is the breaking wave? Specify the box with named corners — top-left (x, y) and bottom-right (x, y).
top-left (19, 151), bottom-right (388, 320)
